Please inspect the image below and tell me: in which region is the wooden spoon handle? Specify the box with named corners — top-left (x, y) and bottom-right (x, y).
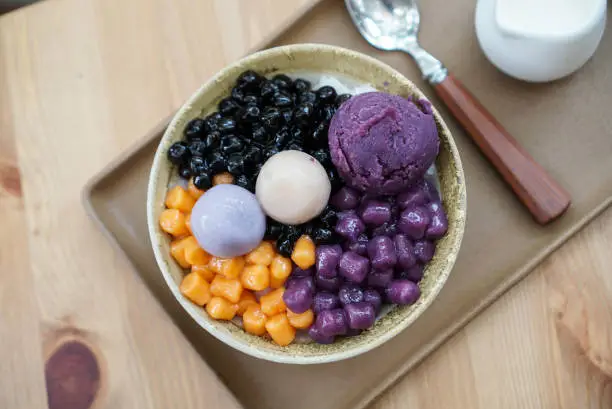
top-left (433, 74), bottom-right (571, 224)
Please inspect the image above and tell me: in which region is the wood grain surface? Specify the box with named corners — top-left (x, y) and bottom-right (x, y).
top-left (0, 0), bottom-right (610, 408)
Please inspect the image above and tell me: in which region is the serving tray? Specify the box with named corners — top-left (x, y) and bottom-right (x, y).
top-left (83, 0), bottom-right (612, 408)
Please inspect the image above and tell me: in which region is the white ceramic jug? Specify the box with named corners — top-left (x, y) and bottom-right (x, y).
top-left (475, 0), bottom-right (606, 82)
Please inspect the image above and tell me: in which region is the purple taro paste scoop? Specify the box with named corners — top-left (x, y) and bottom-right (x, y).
top-left (328, 92), bottom-right (439, 195)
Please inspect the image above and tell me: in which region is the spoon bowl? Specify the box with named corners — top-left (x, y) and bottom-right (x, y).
top-left (345, 0), bottom-right (420, 51)
top-left (345, 0), bottom-right (447, 83)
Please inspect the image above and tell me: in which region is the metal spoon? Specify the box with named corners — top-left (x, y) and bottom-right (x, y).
top-left (345, 0), bottom-right (571, 225)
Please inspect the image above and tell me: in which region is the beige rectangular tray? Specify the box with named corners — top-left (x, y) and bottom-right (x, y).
top-left (83, 1), bottom-right (612, 408)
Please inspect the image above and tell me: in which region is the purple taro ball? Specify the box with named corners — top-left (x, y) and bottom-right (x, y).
top-left (338, 251), bottom-right (370, 283)
top-left (367, 236), bottom-right (397, 271)
top-left (313, 292), bottom-right (340, 314)
top-left (335, 210), bottom-right (366, 242)
top-left (316, 244), bottom-right (343, 278)
top-left (344, 302), bottom-right (376, 330)
top-left (398, 206), bottom-right (431, 239)
top-left (363, 288), bottom-right (382, 313)
top-left (360, 200), bottom-right (392, 227)
top-left (283, 277), bottom-right (314, 314)
top-left (286, 276), bottom-right (315, 292)
top-left (386, 280), bottom-right (421, 305)
top-left (394, 234), bottom-right (416, 269)
top-left (316, 308), bottom-right (348, 337)
top-left (397, 180), bottom-right (430, 210)
top-left (413, 240), bottom-right (435, 263)
top-left (330, 186), bottom-right (361, 210)
top-left (426, 201), bottom-right (448, 239)
top-left (338, 283), bottom-right (365, 305)
top-left (285, 274), bottom-right (310, 290)
top-left (309, 324), bottom-right (335, 344)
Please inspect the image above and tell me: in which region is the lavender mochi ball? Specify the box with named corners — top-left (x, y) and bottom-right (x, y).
top-left (190, 184), bottom-right (265, 258)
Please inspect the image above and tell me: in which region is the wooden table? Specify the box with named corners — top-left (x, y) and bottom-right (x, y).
top-left (1, 0), bottom-right (610, 408)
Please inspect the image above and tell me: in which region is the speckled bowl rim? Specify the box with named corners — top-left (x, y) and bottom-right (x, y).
top-left (147, 44), bottom-right (467, 364)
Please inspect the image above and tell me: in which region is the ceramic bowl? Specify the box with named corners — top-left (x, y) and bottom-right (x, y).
top-left (147, 44), bottom-right (467, 364)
